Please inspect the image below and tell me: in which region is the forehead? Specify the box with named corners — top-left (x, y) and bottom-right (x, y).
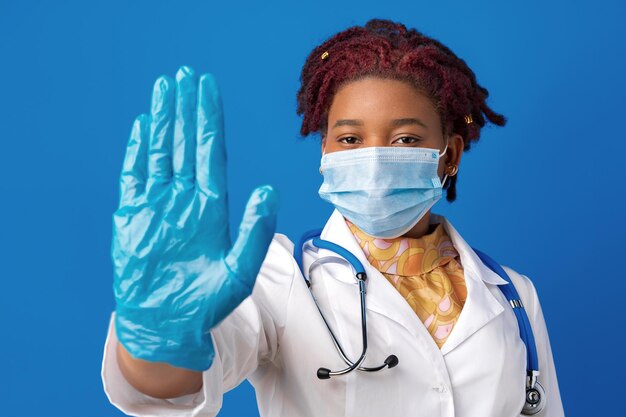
top-left (328, 76), bottom-right (440, 126)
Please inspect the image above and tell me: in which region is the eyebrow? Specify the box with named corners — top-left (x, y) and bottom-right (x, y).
top-left (391, 118), bottom-right (429, 128)
top-left (332, 118), bottom-right (428, 129)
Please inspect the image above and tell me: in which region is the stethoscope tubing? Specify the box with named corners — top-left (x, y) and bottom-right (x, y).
top-left (306, 251), bottom-right (398, 378)
top-left (473, 249), bottom-right (540, 380)
top-left (297, 230), bottom-right (544, 415)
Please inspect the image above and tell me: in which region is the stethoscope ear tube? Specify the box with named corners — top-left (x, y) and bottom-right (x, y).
top-left (301, 237), bottom-right (400, 379)
top-left (315, 276), bottom-right (400, 379)
top-left (317, 354), bottom-right (399, 379)
top-left (317, 278), bottom-right (369, 378)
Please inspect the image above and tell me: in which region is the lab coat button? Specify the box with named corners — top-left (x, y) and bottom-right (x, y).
top-left (432, 384), bottom-right (448, 393)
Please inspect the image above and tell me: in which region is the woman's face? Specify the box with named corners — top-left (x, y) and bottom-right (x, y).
top-left (322, 76), bottom-right (463, 183)
top-left (321, 76), bottom-right (464, 238)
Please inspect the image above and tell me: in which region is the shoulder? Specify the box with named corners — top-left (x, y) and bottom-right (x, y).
top-left (251, 233), bottom-right (298, 304)
top-left (270, 233), bottom-right (295, 258)
top-left (259, 233), bottom-right (296, 279)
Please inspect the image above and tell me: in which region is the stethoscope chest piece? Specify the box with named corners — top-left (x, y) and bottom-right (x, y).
top-left (522, 380), bottom-right (546, 415)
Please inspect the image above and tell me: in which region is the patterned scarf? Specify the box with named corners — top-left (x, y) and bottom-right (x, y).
top-left (347, 220), bottom-right (468, 348)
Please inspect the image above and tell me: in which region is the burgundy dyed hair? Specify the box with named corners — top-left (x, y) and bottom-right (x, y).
top-left (296, 19), bottom-right (506, 202)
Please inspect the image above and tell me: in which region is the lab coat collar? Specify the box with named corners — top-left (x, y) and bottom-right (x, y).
top-left (318, 209), bottom-right (508, 355)
top-left (428, 213), bottom-right (509, 286)
top-left (320, 209), bottom-right (508, 286)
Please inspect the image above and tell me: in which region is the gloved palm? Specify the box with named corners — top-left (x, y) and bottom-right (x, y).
top-left (112, 66), bottom-right (278, 371)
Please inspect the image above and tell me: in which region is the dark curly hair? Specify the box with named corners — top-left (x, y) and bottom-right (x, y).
top-left (296, 18), bottom-right (506, 202)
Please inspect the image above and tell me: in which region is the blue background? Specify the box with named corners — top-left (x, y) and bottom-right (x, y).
top-left (1, 1), bottom-right (625, 416)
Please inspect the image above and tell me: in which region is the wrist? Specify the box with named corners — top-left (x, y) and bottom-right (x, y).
top-left (114, 308), bottom-right (215, 371)
top-left (116, 342), bottom-right (204, 398)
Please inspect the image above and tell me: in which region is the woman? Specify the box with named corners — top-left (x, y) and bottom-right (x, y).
top-left (102, 19), bottom-right (564, 417)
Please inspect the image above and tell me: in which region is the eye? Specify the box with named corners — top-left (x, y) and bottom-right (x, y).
top-left (338, 136), bottom-right (362, 145)
top-left (393, 136), bottom-right (421, 145)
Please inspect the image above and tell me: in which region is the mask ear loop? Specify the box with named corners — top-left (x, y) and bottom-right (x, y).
top-left (439, 141), bottom-right (450, 187)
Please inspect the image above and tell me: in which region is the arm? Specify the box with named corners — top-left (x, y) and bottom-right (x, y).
top-left (116, 341), bottom-right (203, 399)
top-left (102, 260), bottom-right (294, 416)
top-left (102, 234), bottom-right (296, 417)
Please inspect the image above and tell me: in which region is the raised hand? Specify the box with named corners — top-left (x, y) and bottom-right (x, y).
top-left (112, 66), bottom-right (278, 371)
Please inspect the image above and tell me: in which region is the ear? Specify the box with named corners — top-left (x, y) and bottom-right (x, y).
top-left (446, 133), bottom-right (464, 168)
top-left (321, 136), bottom-right (326, 155)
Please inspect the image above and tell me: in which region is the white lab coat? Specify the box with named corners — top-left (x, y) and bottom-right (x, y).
top-left (101, 210), bottom-right (564, 417)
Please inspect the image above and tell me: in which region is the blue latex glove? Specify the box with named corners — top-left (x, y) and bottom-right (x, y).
top-left (112, 66), bottom-right (279, 371)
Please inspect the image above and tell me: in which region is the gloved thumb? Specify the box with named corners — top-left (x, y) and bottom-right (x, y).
top-left (225, 185), bottom-right (279, 291)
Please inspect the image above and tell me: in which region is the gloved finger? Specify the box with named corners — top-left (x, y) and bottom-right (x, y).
top-left (119, 114), bottom-right (149, 207)
top-left (147, 75), bottom-right (175, 188)
top-left (225, 185), bottom-right (279, 290)
top-left (172, 66), bottom-right (197, 182)
top-left (196, 73), bottom-right (226, 199)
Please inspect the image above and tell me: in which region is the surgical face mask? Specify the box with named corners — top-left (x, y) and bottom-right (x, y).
top-left (318, 145), bottom-right (448, 239)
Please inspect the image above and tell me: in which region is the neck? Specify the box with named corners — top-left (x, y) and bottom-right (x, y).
top-left (401, 211), bottom-right (433, 239)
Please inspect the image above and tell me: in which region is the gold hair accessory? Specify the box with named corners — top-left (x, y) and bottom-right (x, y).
top-left (321, 51), bottom-right (329, 60)
top-left (464, 114), bottom-right (473, 124)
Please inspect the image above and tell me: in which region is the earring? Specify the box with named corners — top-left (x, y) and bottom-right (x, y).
top-left (446, 165), bottom-right (458, 176)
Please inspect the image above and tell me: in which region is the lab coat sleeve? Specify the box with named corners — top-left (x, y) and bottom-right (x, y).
top-left (101, 234), bottom-right (296, 417)
top-left (504, 267), bottom-right (565, 417)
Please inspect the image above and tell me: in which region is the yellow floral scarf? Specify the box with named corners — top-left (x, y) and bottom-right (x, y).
top-left (347, 220), bottom-right (467, 348)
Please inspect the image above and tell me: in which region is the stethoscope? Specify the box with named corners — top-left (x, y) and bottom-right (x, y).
top-left (295, 229), bottom-right (547, 415)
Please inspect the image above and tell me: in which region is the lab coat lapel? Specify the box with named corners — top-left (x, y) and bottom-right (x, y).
top-left (434, 214), bottom-right (508, 355)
